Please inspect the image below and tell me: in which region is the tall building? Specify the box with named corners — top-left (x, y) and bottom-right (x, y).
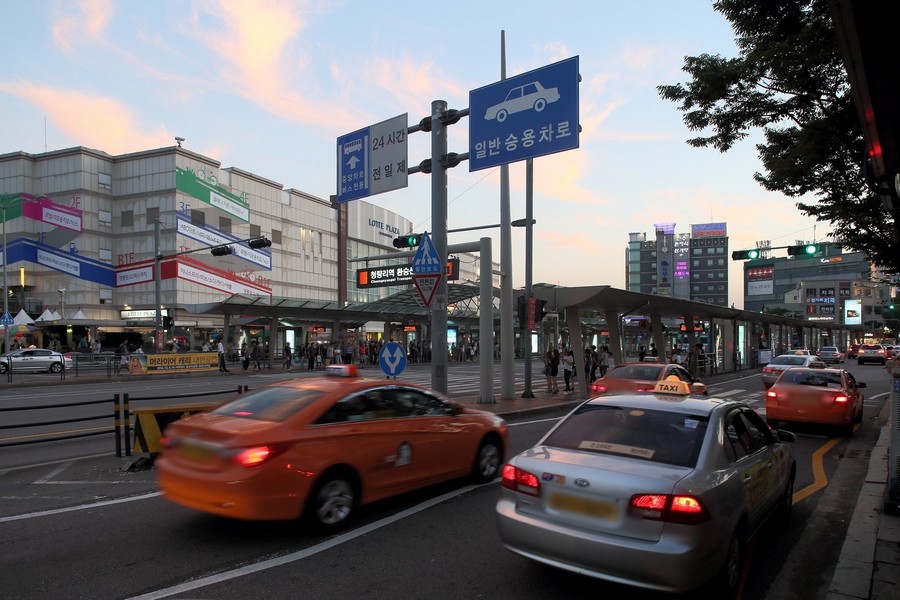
top-left (626, 222), bottom-right (729, 306)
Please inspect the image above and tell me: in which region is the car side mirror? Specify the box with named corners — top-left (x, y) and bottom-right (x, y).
top-left (775, 429), bottom-right (796, 443)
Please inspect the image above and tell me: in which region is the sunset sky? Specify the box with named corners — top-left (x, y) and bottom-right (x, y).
top-left (0, 0), bottom-right (833, 308)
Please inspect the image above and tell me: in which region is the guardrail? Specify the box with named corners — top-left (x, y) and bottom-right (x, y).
top-left (0, 385), bottom-right (248, 457)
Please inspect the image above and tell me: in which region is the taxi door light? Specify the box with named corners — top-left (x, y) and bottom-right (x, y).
top-left (501, 464), bottom-right (540, 496)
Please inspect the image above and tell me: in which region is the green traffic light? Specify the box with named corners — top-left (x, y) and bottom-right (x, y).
top-left (748, 249), bottom-right (760, 259)
top-left (805, 244), bottom-right (818, 254)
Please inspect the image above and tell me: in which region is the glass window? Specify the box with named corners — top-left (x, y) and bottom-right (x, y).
top-left (212, 388), bottom-right (322, 422)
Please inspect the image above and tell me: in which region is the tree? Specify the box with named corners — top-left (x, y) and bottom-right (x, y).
top-left (657, 0), bottom-right (899, 272)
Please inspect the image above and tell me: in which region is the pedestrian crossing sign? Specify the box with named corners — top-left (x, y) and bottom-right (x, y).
top-left (412, 231), bottom-right (442, 275)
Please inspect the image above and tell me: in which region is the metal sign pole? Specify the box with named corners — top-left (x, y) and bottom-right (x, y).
top-left (431, 99), bottom-right (449, 396)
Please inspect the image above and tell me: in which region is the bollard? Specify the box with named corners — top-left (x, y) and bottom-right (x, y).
top-left (114, 393), bottom-right (122, 457)
top-left (124, 393), bottom-right (131, 457)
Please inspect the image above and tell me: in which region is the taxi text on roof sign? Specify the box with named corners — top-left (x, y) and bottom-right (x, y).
top-left (653, 376), bottom-right (692, 396)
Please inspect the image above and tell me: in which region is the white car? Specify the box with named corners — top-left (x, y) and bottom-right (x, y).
top-left (484, 81), bottom-right (560, 122)
top-left (0, 348), bottom-right (75, 374)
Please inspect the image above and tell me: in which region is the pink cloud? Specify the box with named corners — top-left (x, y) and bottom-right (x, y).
top-left (51, 0), bottom-right (114, 53)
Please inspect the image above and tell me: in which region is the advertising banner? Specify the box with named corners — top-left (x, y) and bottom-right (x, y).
top-left (176, 167), bottom-right (250, 222)
top-left (126, 352), bottom-right (219, 375)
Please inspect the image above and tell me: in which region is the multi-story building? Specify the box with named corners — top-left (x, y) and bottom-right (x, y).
top-left (739, 242), bottom-right (889, 338)
top-left (626, 222), bottom-right (729, 306)
top-left (0, 145), bottom-right (494, 355)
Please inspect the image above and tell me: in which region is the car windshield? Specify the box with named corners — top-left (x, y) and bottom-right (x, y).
top-left (604, 365), bottom-right (662, 380)
top-left (778, 371), bottom-right (843, 388)
top-left (770, 356), bottom-right (808, 366)
top-left (543, 404), bottom-right (708, 468)
top-left (211, 387), bottom-right (323, 422)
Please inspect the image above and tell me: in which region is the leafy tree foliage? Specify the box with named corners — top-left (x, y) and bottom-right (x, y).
top-left (658, 0), bottom-right (898, 272)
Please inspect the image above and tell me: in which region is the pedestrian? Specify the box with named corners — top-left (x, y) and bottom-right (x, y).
top-left (92, 339), bottom-right (101, 363)
top-left (650, 343), bottom-right (659, 358)
top-left (589, 345), bottom-right (599, 382)
top-left (544, 347), bottom-right (560, 394)
top-left (202, 340), bottom-right (210, 352)
top-left (638, 345), bottom-right (647, 362)
top-left (562, 349), bottom-right (575, 393)
top-left (172, 337), bottom-right (179, 353)
top-left (250, 340), bottom-right (261, 371)
top-left (671, 348), bottom-right (683, 365)
top-left (217, 339), bottom-right (229, 372)
top-left (598, 345), bottom-right (611, 377)
top-left (241, 342), bottom-right (250, 371)
top-left (306, 343), bottom-right (316, 371)
top-left (283, 342), bottom-right (292, 371)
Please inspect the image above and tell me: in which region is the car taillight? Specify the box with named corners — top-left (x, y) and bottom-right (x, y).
top-left (833, 394), bottom-right (849, 404)
top-left (631, 493), bottom-right (709, 524)
top-left (766, 390), bottom-right (777, 400)
top-left (762, 367), bottom-right (773, 374)
top-left (635, 385), bottom-right (654, 393)
top-left (501, 464), bottom-right (540, 496)
top-left (233, 444), bottom-right (289, 467)
top-left (590, 384), bottom-right (608, 394)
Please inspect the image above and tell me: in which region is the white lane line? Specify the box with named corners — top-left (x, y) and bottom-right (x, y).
top-left (124, 482), bottom-right (494, 600)
top-left (32, 461), bottom-right (72, 484)
top-left (0, 492), bottom-right (162, 523)
top-left (710, 389), bottom-right (745, 397)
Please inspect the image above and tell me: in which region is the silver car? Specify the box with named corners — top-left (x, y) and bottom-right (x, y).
top-left (0, 348), bottom-right (74, 374)
top-left (495, 378), bottom-right (796, 595)
top-left (761, 354), bottom-right (827, 388)
top-left (816, 346), bottom-right (844, 364)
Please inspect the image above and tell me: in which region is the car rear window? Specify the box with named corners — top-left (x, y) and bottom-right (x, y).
top-left (211, 387), bottom-right (323, 422)
top-left (542, 404), bottom-right (708, 468)
top-left (821, 347), bottom-right (838, 352)
top-left (770, 356), bottom-right (807, 366)
top-left (777, 370), bottom-right (843, 388)
top-left (605, 364), bottom-right (662, 380)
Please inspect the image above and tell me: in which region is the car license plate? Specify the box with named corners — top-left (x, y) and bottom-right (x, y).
top-left (180, 443), bottom-right (214, 461)
top-left (550, 493), bottom-right (617, 520)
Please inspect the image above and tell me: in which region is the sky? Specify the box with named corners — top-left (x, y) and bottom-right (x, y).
top-left (0, 0), bottom-right (833, 309)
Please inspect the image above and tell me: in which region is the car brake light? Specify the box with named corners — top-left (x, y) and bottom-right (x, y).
top-left (233, 444), bottom-right (289, 467)
top-left (590, 384), bottom-right (607, 393)
top-left (766, 390), bottom-right (777, 400)
top-left (762, 367), bottom-right (773, 374)
top-left (501, 464), bottom-right (540, 496)
top-left (636, 386), bottom-right (654, 393)
top-left (833, 395), bottom-right (849, 404)
top-left (631, 493), bottom-right (709, 524)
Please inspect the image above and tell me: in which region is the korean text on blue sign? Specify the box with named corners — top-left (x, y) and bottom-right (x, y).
top-left (469, 56), bottom-right (579, 171)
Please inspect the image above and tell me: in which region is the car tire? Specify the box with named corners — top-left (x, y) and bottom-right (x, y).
top-left (857, 360), bottom-right (864, 365)
top-left (854, 404), bottom-right (863, 424)
top-left (776, 471), bottom-right (794, 527)
top-left (533, 98), bottom-right (547, 112)
top-left (471, 436), bottom-right (503, 483)
top-left (49, 362), bottom-right (63, 373)
top-left (304, 470), bottom-right (358, 533)
top-left (712, 528), bottom-right (745, 597)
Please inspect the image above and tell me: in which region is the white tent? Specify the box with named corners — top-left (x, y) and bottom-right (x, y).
top-left (50, 310), bottom-right (62, 320)
top-left (35, 308), bottom-right (57, 322)
top-left (13, 309), bottom-right (34, 325)
top-left (71, 309), bottom-right (86, 320)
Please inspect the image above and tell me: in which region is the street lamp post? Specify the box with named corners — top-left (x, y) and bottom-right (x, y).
top-left (2, 198), bottom-right (8, 354)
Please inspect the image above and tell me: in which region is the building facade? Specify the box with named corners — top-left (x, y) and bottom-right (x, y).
top-left (0, 145), bottom-right (493, 355)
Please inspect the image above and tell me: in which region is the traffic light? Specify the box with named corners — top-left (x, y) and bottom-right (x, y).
top-left (787, 243), bottom-right (820, 256)
top-left (517, 296), bottom-right (526, 325)
top-left (162, 316), bottom-right (173, 329)
top-left (210, 245), bottom-right (233, 256)
top-left (731, 249), bottom-right (760, 260)
top-left (393, 234), bottom-right (422, 249)
top-left (248, 237), bottom-right (272, 249)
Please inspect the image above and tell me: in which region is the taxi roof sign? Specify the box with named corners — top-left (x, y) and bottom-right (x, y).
top-left (325, 364), bottom-right (358, 377)
top-left (653, 376), bottom-right (692, 396)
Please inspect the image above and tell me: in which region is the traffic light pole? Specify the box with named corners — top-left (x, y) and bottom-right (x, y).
top-left (430, 99), bottom-right (450, 395)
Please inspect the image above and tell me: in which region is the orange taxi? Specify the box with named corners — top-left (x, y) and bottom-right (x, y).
top-left (765, 366), bottom-right (866, 435)
top-left (155, 365), bottom-right (507, 530)
top-left (589, 362), bottom-right (708, 396)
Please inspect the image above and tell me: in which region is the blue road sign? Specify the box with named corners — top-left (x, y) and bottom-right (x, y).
top-left (336, 114), bottom-right (408, 203)
top-left (379, 341), bottom-right (407, 377)
top-left (469, 56), bottom-right (579, 172)
top-left (0, 312), bottom-right (13, 325)
top-left (412, 231), bottom-right (442, 275)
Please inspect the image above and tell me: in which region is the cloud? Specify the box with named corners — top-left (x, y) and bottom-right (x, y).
top-left (51, 0), bottom-right (113, 53)
top-left (0, 82), bottom-right (172, 153)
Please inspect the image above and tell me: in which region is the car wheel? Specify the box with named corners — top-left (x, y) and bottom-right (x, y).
top-left (496, 109), bottom-right (508, 123)
top-left (776, 473), bottom-right (794, 527)
top-left (857, 360), bottom-right (863, 365)
top-left (533, 98), bottom-right (547, 112)
top-left (854, 404), bottom-right (863, 424)
top-left (49, 362), bottom-right (63, 373)
top-left (471, 437), bottom-right (503, 483)
top-left (304, 471), bottom-right (358, 532)
top-left (713, 529), bottom-right (745, 597)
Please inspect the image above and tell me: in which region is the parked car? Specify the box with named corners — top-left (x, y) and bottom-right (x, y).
top-left (761, 354), bottom-right (827, 388)
top-left (856, 343), bottom-right (886, 365)
top-left (590, 362), bottom-right (707, 396)
top-left (0, 348), bottom-right (75, 374)
top-left (156, 365), bottom-right (507, 530)
top-left (816, 346), bottom-right (845, 364)
top-left (765, 367), bottom-right (865, 436)
top-left (496, 376), bottom-right (796, 596)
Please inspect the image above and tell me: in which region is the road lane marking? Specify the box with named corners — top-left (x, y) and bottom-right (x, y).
top-left (792, 436), bottom-right (843, 504)
top-left (0, 492), bottom-right (162, 523)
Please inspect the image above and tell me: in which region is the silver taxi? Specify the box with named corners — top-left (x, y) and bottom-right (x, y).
top-left (495, 377), bottom-right (796, 596)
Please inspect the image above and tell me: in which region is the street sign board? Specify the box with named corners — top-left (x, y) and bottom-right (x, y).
top-left (0, 312), bottom-right (13, 326)
top-left (336, 113), bottom-right (408, 203)
top-left (411, 231), bottom-right (442, 275)
top-left (413, 273), bottom-right (441, 308)
top-left (469, 56), bottom-right (579, 171)
top-left (356, 257), bottom-right (459, 288)
top-left (379, 341), bottom-right (407, 377)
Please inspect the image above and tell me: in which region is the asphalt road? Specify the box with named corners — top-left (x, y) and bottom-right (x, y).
top-left (0, 360), bottom-right (890, 599)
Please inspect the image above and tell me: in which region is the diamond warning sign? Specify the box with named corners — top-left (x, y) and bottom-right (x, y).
top-left (413, 273), bottom-right (441, 308)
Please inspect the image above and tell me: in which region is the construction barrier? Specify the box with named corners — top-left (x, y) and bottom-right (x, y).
top-left (131, 403), bottom-right (220, 455)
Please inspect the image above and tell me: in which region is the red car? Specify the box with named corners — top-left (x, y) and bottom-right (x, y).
top-left (590, 362), bottom-right (708, 396)
top-left (765, 367), bottom-right (865, 435)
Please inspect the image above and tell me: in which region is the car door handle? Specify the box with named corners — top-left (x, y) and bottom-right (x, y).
top-left (743, 475), bottom-right (752, 484)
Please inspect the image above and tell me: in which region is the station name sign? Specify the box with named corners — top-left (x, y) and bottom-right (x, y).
top-left (356, 258), bottom-right (459, 288)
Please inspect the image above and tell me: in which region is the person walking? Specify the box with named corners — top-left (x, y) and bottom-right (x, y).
top-left (250, 340), bottom-right (261, 371)
top-left (217, 339), bottom-right (229, 372)
top-left (283, 342), bottom-right (293, 372)
top-left (306, 343), bottom-right (317, 371)
top-left (598, 345), bottom-right (611, 377)
top-left (650, 343), bottom-right (659, 359)
top-left (562, 349), bottom-right (575, 393)
top-left (544, 347), bottom-right (560, 394)
top-left (638, 345), bottom-right (647, 362)
top-left (240, 342), bottom-right (250, 371)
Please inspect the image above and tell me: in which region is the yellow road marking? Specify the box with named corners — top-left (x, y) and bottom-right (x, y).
top-left (792, 434), bottom-right (845, 504)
